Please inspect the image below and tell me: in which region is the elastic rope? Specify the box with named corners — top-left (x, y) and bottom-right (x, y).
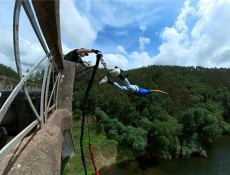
top-left (80, 54), bottom-right (102, 175)
top-left (75, 66), bottom-right (94, 81)
top-left (89, 144), bottom-right (100, 175)
top-left (86, 112), bottom-right (91, 144)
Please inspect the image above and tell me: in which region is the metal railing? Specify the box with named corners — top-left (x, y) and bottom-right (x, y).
top-left (0, 75), bottom-right (42, 91)
top-left (0, 0), bottom-right (61, 161)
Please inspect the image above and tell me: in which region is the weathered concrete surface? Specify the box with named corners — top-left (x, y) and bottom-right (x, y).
top-left (0, 109), bottom-right (72, 175)
top-left (0, 1), bottom-right (76, 174)
top-left (32, 0), bottom-right (63, 68)
top-left (0, 61), bottom-right (76, 174)
top-left (57, 60), bottom-right (76, 112)
top-left (57, 60), bottom-right (76, 159)
top-left (62, 129), bottom-right (75, 159)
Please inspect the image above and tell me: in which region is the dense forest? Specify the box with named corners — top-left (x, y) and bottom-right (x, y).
top-left (0, 63), bottom-right (18, 78)
top-left (0, 63), bottom-right (44, 84)
top-left (2, 63), bottom-right (230, 159)
top-left (73, 65), bottom-right (230, 160)
top-left (2, 63), bottom-right (230, 173)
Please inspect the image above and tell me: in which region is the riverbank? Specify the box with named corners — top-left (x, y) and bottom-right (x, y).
top-left (61, 119), bottom-right (230, 175)
top-left (100, 135), bottom-right (230, 175)
top-left (61, 120), bottom-right (136, 175)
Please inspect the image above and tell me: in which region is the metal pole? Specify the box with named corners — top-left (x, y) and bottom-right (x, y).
top-left (0, 54), bottom-right (50, 123)
top-left (13, 0), bottom-right (23, 78)
top-left (40, 60), bottom-right (50, 123)
top-left (22, 0), bottom-right (49, 54)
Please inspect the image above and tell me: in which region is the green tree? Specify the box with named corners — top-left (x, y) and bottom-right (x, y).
top-left (31, 70), bottom-right (44, 83)
top-left (149, 118), bottom-right (182, 159)
top-left (71, 64), bottom-right (230, 161)
top-left (0, 63), bottom-right (18, 78)
top-left (104, 118), bottom-right (125, 141)
top-left (120, 126), bottom-right (147, 152)
top-left (178, 102), bottom-right (225, 158)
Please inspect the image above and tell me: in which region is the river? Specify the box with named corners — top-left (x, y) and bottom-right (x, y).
top-left (100, 135), bottom-right (230, 175)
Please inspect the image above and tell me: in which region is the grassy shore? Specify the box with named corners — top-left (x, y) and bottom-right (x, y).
top-left (61, 119), bottom-right (132, 175)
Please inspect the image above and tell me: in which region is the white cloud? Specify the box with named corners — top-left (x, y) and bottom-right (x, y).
top-left (128, 51), bottom-right (153, 69)
top-left (1, 0), bottom-right (230, 72)
top-left (101, 51), bottom-right (153, 71)
top-left (102, 54), bottom-right (129, 70)
top-left (139, 37), bottom-right (151, 51)
top-left (60, 0), bottom-right (97, 48)
top-left (0, 30), bottom-right (14, 58)
top-left (62, 43), bottom-right (72, 55)
top-left (140, 24), bottom-right (146, 32)
top-left (104, 0), bottom-right (230, 69)
top-left (117, 46), bottom-right (127, 55)
top-left (0, 52), bottom-right (16, 71)
top-left (75, 0), bottom-right (161, 31)
top-left (152, 0), bottom-right (230, 68)
top-left (0, 29), bottom-right (47, 74)
top-left (19, 37), bottom-right (45, 65)
top-left (153, 17), bottom-right (191, 66)
top-left (0, 1), bottom-right (48, 74)
top-left (0, 1), bottom-right (15, 69)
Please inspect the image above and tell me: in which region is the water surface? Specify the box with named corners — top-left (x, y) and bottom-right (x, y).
top-left (100, 136), bottom-right (230, 175)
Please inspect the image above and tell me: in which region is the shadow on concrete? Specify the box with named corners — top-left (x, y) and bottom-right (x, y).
top-left (1, 128), bottom-right (38, 175)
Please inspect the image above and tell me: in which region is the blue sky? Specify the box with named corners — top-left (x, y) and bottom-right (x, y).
top-left (1, 0), bottom-right (230, 73)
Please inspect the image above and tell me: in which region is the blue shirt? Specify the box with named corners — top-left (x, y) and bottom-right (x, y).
top-left (135, 88), bottom-right (151, 97)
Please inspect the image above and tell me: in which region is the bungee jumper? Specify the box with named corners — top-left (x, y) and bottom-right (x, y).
top-left (63, 48), bottom-right (167, 175)
top-left (99, 67), bottom-right (169, 97)
top-left (64, 48), bottom-right (101, 68)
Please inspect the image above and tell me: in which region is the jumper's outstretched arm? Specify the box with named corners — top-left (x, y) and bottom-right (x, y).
top-left (150, 89), bottom-right (169, 95)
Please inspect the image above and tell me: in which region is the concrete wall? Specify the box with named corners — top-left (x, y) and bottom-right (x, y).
top-left (57, 61), bottom-right (76, 112)
top-left (58, 61), bottom-right (76, 159)
top-left (0, 109), bottom-right (72, 175)
top-left (0, 0), bottom-right (76, 174)
top-left (0, 62), bottom-right (76, 175)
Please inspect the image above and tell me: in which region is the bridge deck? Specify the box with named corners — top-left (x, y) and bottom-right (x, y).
top-left (0, 0), bottom-right (75, 173)
top-left (0, 61), bottom-right (75, 174)
top-left (0, 109), bottom-right (72, 175)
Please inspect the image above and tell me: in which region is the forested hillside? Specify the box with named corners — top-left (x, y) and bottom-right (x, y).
top-left (0, 63), bottom-right (18, 78)
top-left (0, 63), bottom-right (44, 84)
top-left (73, 65), bottom-right (230, 160)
